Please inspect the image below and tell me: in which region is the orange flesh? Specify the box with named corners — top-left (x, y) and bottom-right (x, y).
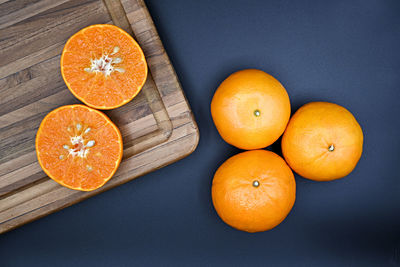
top-left (36, 105), bottom-right (123, 191)
top-left (61, 24), bottom-right (148, 109)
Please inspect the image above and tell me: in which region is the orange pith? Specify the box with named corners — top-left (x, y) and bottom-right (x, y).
top-left (60, 24), bottom-right (148, 110)
top-left (35, 105), bottom-right (123, 191)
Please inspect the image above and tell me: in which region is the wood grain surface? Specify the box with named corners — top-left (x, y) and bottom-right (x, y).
top-left (0, 0), bottom-right (199, 234)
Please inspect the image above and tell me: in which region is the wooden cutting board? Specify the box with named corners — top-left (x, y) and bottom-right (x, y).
top-left (0, 0), bottom-right (199, 234)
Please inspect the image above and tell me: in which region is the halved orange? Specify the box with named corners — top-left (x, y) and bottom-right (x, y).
top-left (35, 105), bottom-right (123, 191)
top-left (61, 24), bottom-right (148, 109)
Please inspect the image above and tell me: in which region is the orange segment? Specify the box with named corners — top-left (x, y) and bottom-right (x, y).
top-left (61, 24), bottom-right (148, 110)
top-left (36, 105), bottom-right (123, 191)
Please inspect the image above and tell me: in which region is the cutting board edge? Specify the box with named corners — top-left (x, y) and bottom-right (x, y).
top-left (0, 0), bottom-right (200, 234)
top-left (0, 119), bottom-right (199, 234)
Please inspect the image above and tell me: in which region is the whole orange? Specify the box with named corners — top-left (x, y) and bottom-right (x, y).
top-left (211, 150), bottom-right (296, 233)
top-left (211, 69), bottom-right (291, 150)
top-left (281, 102), bottom-right (363, 181)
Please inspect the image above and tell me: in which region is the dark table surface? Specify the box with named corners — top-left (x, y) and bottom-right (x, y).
top-left (2, 0), bottom-right (400, 266)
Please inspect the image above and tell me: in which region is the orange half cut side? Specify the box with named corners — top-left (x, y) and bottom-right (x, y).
top-left (61, 24), bottom-right (148, 109)
top-left (35, 105), bottom-right (123, 191)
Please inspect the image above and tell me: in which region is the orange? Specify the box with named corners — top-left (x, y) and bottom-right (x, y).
top-left (212, 150), bottom-right (296, 233)
top-left (36, 105), bottom-right (123, 191)
top-left (211, 69), bottom-right (291, 150)
top-left (281, 102), bottom-right (363, 181)
top-left (61, 24), bottom-right (148, 110)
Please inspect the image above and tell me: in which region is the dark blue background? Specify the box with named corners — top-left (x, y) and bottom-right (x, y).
top-left (2, 0), bottom-right (400, 266)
